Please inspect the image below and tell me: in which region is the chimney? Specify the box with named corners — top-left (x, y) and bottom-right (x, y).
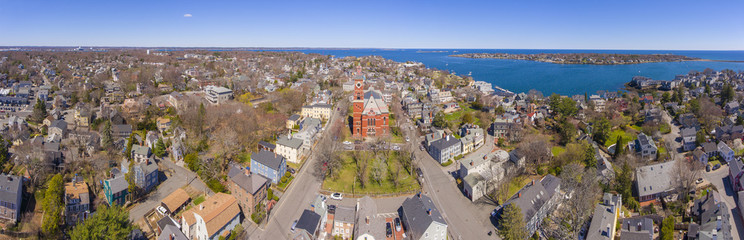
top-left (170, 234), bottom-right (175, 240)
top-left (532, 179), bottom-right (535, 185)
top-left (427, 209), bottom-right (431, 215)
top-left (636, 222), bottom-right (642, 231)
top-left (445, 134), bottom-right (450, 141)
top-left (199, 204), bottom-right (204, 211)
top-left (365, 217), bottom-right (369, 224)
top-left (518, 192), bottom-right (521, 198)
top-left (470, 161), bottom-right (474, 166)
top-left (245, 166), bottom-right (250, 176)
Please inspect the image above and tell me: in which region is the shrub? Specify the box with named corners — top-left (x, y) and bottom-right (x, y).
top-left (251, 212), bottom-right (264, 224)
top-left (207, 179), bottom-right (226, 193)
top-left (441, 160), bottom-right (453, 167)
top-left (284, 171), bottom-right (291, 178)
top-left (281, 176), bottom-right (288, 183)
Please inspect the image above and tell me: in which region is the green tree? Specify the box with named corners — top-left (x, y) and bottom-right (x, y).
top-left (126, 132), bottom-right (137, 160)
top-left (704, 84), bottom-right (711, 95)
top-left (584, 143), bottom-right (596, 168)
top-left (721, 84), bottom-right (735, 104)
top-left (689, 98), bottom-right (701, 116)
top-left (0, 135), bottom-right (7, 167)
top-left (101, 120), bottom-right (113, 148)
top-left (558, 120), bottom-right (576, 145)
top-left (69, 204), bottom-right (134, 239)
top-left (32, 98), bottom-right (48, 123)
top-left (494, 105), bottom-right (505, 115)
top-left (153, 138), bottom-right (166, 158)
top-left (42, 174), bottom-right (64, 236)
top-left (461, 112), bottom-right (475, 125)
top-left (432, 112), bottom-right (448, 129)
top-left (696, 129), bottom-right (706, 145)
top-left (185, 153), bottom-right (200, 172)
top-left (616, 161), bottom-right (634, 205)
top-left (499, 204), bottom-right (528, 240)
top-left (661, 92), bottom-right (671, 103)
top-left (592, 117), bottom-right (612, 145)
top-left (549, 94), bottom-right (578, 117)
top-left (126, 160), bottom-right (136, 201)
top-left (613, 136), bottom-right (625, 158)
top-left (660, 216), bottom-right (675, 240)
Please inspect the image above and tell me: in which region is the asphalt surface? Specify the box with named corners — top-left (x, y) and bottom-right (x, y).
top-left (702, 164), bottom-right (744, 239)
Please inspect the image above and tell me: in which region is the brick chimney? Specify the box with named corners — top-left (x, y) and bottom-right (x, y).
top-left (518, 192), bottom-right (521, 198)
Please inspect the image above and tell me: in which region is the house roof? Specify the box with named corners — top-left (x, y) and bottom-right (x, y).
top-left (430, 135), bottom-right (461, 151)
top-left (334, 206), bottom-right (355, 224)
top-left (296, 209), bottom-right (321, 235)
top-left (227, 164), bottom-right (269, 195)
top-left (681, 127), bottom-right (697, 138)
top-left (362, 88), bottom-right (389, 115)
top-left (0, 174), bottom-right (22, 205)
top-left (288, 114), bottom-right (301, 121)
top-left (158, 225), bottom-right (188, 240)
top-left (276, 134), bottom-right (303, 149)
top-left (702, 142), bottom-right (718, 153)
top-left (503, 174), bottom-right (562, 223)
top-left (355, 196), bottom-right (384, 239)
top-left (258, 141), bottom-right (275, 150)
top-left (65, 181), bottom-right (90, 205)
top-left (586, 194), bottom-right (621, 240)
top-left (400, 194), bottom-right (446, 239)
top-left (463, 172), bottom-right (485, 187)
top-left (50, 119), bottom-right (67, 130)
top-left (106, 175), bottom-right (128, 194)
top-left (161, 188), bottom-right (190, 213)
top-left (131, 145), bottom-right (150, 157)
top-left (182, 193), bottom-right (240, 237)
top-left (251, 150), bottom-right (285, 171)
top-left (635, 161), bottom-right (676, 197)
top-left (620, 217), bottom-right (654, 240)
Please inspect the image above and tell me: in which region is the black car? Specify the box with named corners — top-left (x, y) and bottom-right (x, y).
top-left (328, 204), bottom-right (337, 214)
top-left (288, 168), bottom-right (296, 174)
top-left (713, 164), bottom-right (722, 170)
top-left (386, 222), bottom-right (393, 237)
top-left (415, 168), bottom-right (424, 178)
top-left (706, 165), bottom-right (711, 172)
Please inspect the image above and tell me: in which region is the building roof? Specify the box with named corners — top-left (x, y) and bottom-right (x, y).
top-left (400, 194), bottom-right (446, 239)
top-left (158, 224), bottom-right (188, 240)
top-left (463, 172), bottom-right (485, 187)
top-left (0, 174), bottom-right (22, 205)
top-left (131, 145), bottom-right (150, 157)
top-left (503, 174), bottom-right (561, 223)
top-left (258, 141), bottom-right (276, 150)
top-left (702, 142), bottom-right (718, 154)
top-left (355, 196), bottom-right (384, 239)
top-left (635, 161), bottom-right (676, 197)
top-left (362, 88), bottom-right (390, 115)
top-left (251, 150), bottom-right (285, 171)
top-left (681, 127), bottom-right (697, 138)
top-left (288, 114), bottom-right (301, 121)
top-left (334, 205), bottom-right (355, 224)
top-left (430, 135), bottom-right (461, 151)
top-left (107, 175), bottom-right (128, 194)
top-left (64, 180), bottom-right (90, 205)
top-left (182, 193), bottom-right (240, 237)
top-left (620, 217), bottom-right (654, 240)
top-left (636, 133), bottom-right (656, 148)
top-left (586, 194), bottom-right (621, 240)
top-left (50, 119), bottom-right (67, 130)
top-left (276, 134), bottom-right (303, 149)
top-left (227, 164), bottom-right (269, 195)
top-left (112, 124), bottom-right (132, 133)
top-left (296, 209), bottom-right (321, 236)
top-left (161, 188), bottom-right (190, 213)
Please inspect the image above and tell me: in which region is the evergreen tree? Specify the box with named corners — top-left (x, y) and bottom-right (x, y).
top-left (0, 135), bottom-right (7, 167)
top-left (499, 204), bottom-right (528, 240)
top-left (153, 138), bottom-right (166, 158)
top-left (592, 117), bottom-right (612, 145)
top-left (613, 136), bottom-right (624, 158)
top-left (660, 216), bottom-right (675, 240)
top-left (32, 98), bottom-right (47, 123)
top-left (42, 174), bottom-right (64, 236)
top-left (584, 143), bottom-right (596, 168)
top-left (69, 205), bottom-right (134, 239)
top-left (101, 120), bottom-right (113, 148)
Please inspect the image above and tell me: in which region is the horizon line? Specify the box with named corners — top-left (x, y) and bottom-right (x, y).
top-left (1, 46), bottom-right (743, 52)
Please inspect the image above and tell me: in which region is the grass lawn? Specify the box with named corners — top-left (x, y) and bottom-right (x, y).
top-left (322, 152), bottom-right (420, 195)
top-left (605, 129), bottom-right (637, 148)
top-left (659, 123), bottom-right (672, 134)
top-left (708, 159), bottom-right (721, 167)
top-left (444, 105), bottom-right (481, 126)
top-left (287, 160), bottom-right (302, 171)
top-left (193, 195), bottom-right (206, 205)
top-left (629, 125), bottom-right (642, 132)
top-left (277, 176), bottom-right (295, 191)
top-left (551, 146), bottom-right (566, 156)
top-left (499, 176), bottom-right (534, 203)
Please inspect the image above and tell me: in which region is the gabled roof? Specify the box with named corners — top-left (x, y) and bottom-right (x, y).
top-left (334, 206), bottom-right (355, 224)
top-left (276, 134), bottom-right (303, 149)
top-left (161, 188), bottom-right (190, 213)
top-left (0, 174), bottom-right (22, 205)
top-left (430, 135), bottom-right (461, 151)
top-left (296, 209), bottom-right (321, 236)
top-left (227, 164), bottom-right (269, 195)
top-left (251, 150), bottom-right (285, 171)
top-left (131, 145), bottom-right (150, 157)
top-left (400, 194), bottom-right (446, 239)
top-left (362, 88), bottom-right (389, 115)
top-left (502, 174), bottom-right (561, 223)
top-left (182, 193), bottom-right (240, 237)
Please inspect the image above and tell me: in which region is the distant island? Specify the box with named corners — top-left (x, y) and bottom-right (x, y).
top-left (450, 52), bottom-right (702, 65)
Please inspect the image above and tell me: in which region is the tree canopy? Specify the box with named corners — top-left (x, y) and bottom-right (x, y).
top-left (549, 94), bottom-right (578, 117)
top-left (69, 204), bottom-right (135, 240)
top-left (499, 204), bottom-right (528, 240)
top-left (42, 174), bottom-right (64, 236)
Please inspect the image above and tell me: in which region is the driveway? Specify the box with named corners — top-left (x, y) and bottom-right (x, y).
top-left (128, 158), bottom-right (211, 222)
top-left (702, 164), bottom-right (744, 239)
top-left (660, 111), bottom-right (684, 161)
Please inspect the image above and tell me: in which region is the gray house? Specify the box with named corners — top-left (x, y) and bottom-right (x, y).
top-left (620, 217), bottom-right (654, 240)
top-left (399, 194), bottom-right (447, 240)
top-left (681, 127), bottom-right (697, 151)
top-left (634, 133), bottom-right (657, 159)
top-left (427, 134), bottom-right (462, 164)
top-left (494, 174), bottom-right (562, 237)
top-left (0, 174), bottom-right (23, 222)
top-left (636, 161), bottom-right (676, 205)
top-left (586, 193), bottom-right (622, 240)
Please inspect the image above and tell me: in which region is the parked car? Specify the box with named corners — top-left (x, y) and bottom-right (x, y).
top-left (405, 136), bottom-right (410, 142)
top-left (386, 222), bottom-right (393, 237)
top-left (420, 145), bottom-right (425, 151)
top-left (331, 192), bottom-right (343, 200)
top-left (416, 168), bottom-right (423, 178)
top-left (343, 141), bottom-right (352, 145)
top-left (713, 164), bottom-right (721, 170)
top-left (696, 178), bottom-right (704, 184)
top-left (394, 218), bottom-right (402, 232)
top-left (706, 165), bottom-right (711, 172)
top-left (392, 145), bottom-right (401, 151)
top-left (156, 206), bottom-right (168, 216)
top-left (291, 220), bottom-right (298, 232)
top-left (288, 168), bottom-right (296, 174)
top-left (328, 204), bottom-right (337, 214)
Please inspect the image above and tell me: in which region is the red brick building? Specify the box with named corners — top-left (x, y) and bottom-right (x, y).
top-left (352, 66), bottom-right (390, 137)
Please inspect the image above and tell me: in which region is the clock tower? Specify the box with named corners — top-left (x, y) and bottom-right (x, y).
top-left (352, 65), bottom-right (364, 136)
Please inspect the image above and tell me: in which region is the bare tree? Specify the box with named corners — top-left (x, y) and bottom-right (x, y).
top-left (545, 164), bottom-right (600, 239)
top-left (674, 158), bottom-right (704, 198)
top-left (370, 157), bottom-right (386, 185)
top-left (353, 151), bottom-right (369, 189)
top-left (517, 135), bottom-right (551, 173)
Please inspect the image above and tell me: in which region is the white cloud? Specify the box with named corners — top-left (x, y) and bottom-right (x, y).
top-left (183, 14), bottom-right (192, 18)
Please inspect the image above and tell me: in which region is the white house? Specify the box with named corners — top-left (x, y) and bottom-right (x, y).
top-left (276, 133), bottom-right (303, 164)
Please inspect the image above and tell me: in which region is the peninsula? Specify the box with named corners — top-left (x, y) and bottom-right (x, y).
top-left (450, 52), bottom-right (701, 65)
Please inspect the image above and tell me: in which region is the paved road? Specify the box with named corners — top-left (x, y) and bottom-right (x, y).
top-left (128, 158), bottom-right (211, 222)
top-left (702, 164), bottom-right (744, 239)
top-left (660, 110), bottom-right (684, 161)
top-left (246, 102), bottom-right (343, 239)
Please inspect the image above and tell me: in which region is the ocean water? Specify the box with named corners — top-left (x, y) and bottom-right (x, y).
top-left (273, 49), bottom-right (744, 96)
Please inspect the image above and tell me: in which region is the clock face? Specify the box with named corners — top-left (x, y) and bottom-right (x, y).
top-left (356, 82), bottom-right (362, 88)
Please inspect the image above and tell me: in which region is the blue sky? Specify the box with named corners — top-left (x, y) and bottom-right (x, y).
top-left (1, 0), bottom-right (743, 50)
